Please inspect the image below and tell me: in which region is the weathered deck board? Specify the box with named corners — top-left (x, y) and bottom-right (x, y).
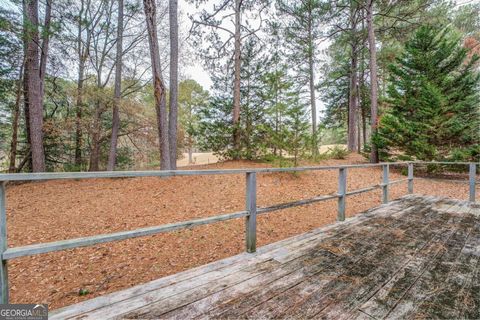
top-left (49, 195), bottom-right (480, 320)
top-left (377, 207), bottom-right (476, 320)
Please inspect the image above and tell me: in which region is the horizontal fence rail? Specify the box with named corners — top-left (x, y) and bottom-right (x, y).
top-left (0, 162), bottom-right (414, 181)
top-left (0, 161), bottom-right (477, 304)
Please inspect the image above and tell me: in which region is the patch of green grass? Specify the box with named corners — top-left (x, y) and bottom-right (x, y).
top-left (78, 288), bottom-right (90, 296)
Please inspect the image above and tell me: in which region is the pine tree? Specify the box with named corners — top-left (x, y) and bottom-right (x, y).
top-left (260, 67), bottom-right (291, 157)
top-left (375, 26), bottom-right (480, 161)
top-left (197, 37), bottom-right (267, 160)
top-left (277, 0), bottom-right (328, 156)
top-left (284, 95), bottom-right (310, 166)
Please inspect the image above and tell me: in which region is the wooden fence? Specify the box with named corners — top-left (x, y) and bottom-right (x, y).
top-left (0, 161), bottom-right (477, 304)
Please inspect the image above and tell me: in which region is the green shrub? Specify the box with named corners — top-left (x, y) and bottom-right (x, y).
top-left (327, 145), bottom-right (349, 159)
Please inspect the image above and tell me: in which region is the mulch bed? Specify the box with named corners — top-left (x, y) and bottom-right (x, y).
top-left (4, 154), bottom-right (474, 309)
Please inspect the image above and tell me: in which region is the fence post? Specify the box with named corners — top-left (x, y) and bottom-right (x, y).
top-left (382, 164), bottom-right (389, 204)
top-left (0, 182), bottom-right (8, 303)
top-left (469, 163), bottom-right (476, 202)
top-left (337, 168), bottom-right (346, 221)
top-left (245, 172), bottom-right (257, 253)
top-left (408, 163), bottom-right (414, 194)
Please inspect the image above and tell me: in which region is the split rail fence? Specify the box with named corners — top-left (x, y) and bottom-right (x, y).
top-left (0, 161), bottom-right (477, 303)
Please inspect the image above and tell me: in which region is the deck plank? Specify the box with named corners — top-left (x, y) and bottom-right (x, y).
top-left (381, 205), bottom-right (476, 319)
top-left (313, 203), bottom-right (463, 319)
top-left (51, 197), bottom-right (412, 320)
top-left (269, 201), bottom-right (458, 319)
top-left (47, 195), bottom-right (479, 320)
top-left (408, 209), bottom-right (480, 319)
top-left (197, 198), bottom-right (441, 319)
top-left (357, 203), bottom-right (470, 319)
top-left (116, 200), bottom-right (421, 319)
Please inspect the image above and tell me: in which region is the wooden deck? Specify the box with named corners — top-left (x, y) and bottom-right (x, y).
top-left (50, 195), bottom-right (480, 319)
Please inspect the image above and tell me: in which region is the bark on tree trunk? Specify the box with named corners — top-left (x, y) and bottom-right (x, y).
top-left (24, 0), bottom-right (46, 172)
top-left (188, 146), bottom-right (193, 164)
top-left (39, 0), bottom-right (51, 107)
top-left (308, 60), bottom-right (318, 156)
top-left (359, 13), bottom-right (367, 148)
top-left (357, 93), bottom-right (361, 153)
top-left (75, 0), bottom-right (87, 168)
top-left (89, 99), bottom-right (102, 171)
top-left (232, 0), bottom-right (241, 156)
top-left (168, 0), bottom-right (178, 169)
top-left (23, 64), bottom-right (31, 152)
top-left (107, 0), bottom-right (124, 171)
top-left (362, 105), bottom-right (367, 145)
top-left (347, 2), bottom-right (358, 152)
top-left (75, 61), bottom-right (85, 168)
top-left (143, 0), bottom-right (170, 169)
top-left (358, 25), bottom-right (365, 154)
top-left (367, 0), bottom-right (379, 163)
top-left (9, 61), bottom-right (25, 173)
top-left (348, 48), bottom-right (358, 152)
top-left (22, 1), bottom-right (31, 172)
top-left (307, 10), bottom-right (318, 156)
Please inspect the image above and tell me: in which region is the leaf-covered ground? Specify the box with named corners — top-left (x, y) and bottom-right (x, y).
top-left (5, 154), bottom-right (475, 309)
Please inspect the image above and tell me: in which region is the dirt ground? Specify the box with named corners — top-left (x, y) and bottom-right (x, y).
top-left (175, 145), bottom-right (346, 167)
top-left (4, 154), bottom-right (476, 309)
top-left (176, 152), bottom-right (219, 167)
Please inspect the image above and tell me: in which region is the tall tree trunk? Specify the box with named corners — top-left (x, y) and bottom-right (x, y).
top-left (358, 18), bottom-right (365, 154)
top-left (362, 105), bottom-right (367, 145)
top-left (307, 10), bottom-right (318, 156)
top-left (89, 98), bottom-right (102, 171)
top-left (22, 1), bottom-right (31, 172)
top-left (357, 91), bottom-right (361, 153)
top-left (75, 0), bottom-right (87, 168)
top-left (107, 0), bottom-right (124, 171)
top-left (274, 73), bottom-right (279, 157)
top-left (187, 102), bottom-right (194, 164)
top-left (360, 11), bottom-right (367, 148)
top-left (23, 66), bottom-right (31, 153)
top-left (308, 59), bottom-right (318, 156)
top-left (9, 61), bottom-right (25, 173)
top-left (24, 0), bottom-right (46, 172)
top-left (188, 138), bottom-right (193, 164)
top-left (367, 0), bottom-right (379, 163)
top-left (168, 0), bottom-right (178, 169)
top-left (143, 0), bottom-right (170, 169)
top-left (75, 59), bottom-right (85, 168)
top-left (347, 2), bottom-right (358, 152)
top-left (232, 0), bottom-right (241, 155)
top-left (348, 48), bottom-right (358, 152)
top-left (39, 0), bottom-right (51, 106)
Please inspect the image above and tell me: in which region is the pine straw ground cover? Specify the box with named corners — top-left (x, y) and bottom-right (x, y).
top-left (4, 154), bottom-right (476, 309)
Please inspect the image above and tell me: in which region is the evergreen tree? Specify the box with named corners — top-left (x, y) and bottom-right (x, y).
top-left (197, 37), bottom-right (267, 160)
top-left (320, 39), bottom-right (351, 130)
top-left (259, 21), bottom-right (294, 157)
top-left (277, 0), bottom-right (328, 156)
top-left (374, 26), bottom-right (480, 161)
top-left (284, 95), bottom-right (310, 166)
top-left (260, 67), bottom-right (291, 157)
top-left (178, 80), bottom-right (209, 164)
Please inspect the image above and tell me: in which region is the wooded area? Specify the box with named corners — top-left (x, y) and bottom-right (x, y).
top-left (0, 0), bottom-right (478, 173)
